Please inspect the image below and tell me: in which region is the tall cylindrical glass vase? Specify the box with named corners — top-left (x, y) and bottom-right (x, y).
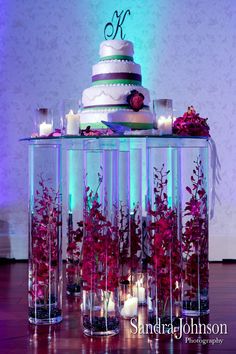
top-left (147, 137), bottom-right (181, 330)
top-left (81, 138), bottom-right (120, 336)
top-left (28, 141), bottom-right (62, 324)
top-left (64, 139), bottom-right (84, 296)
top-left (181, 138), bottom-right (209, 316)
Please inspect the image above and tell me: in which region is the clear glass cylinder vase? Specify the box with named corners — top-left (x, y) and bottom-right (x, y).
top-left (81, 138), bottom-right (120, 336)
top-left (181, 139), bottom-right (209, 316)
top-left (28, 141), bottom-right (62, 324)
top-left (65, 140), bottom-right (84, 296)
top-left (146, 137), bottom-right (181, 330)
top-left (129, 139), bottom-right (145, 289)
top-left (118, 138), bottom-right (131, 284)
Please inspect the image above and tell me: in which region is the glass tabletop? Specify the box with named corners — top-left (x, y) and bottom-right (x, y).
top-left (20, 134), bottom-right (209, 141)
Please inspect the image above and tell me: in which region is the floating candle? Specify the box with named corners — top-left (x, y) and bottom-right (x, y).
top-left (120, 295), bottom-right (138, 318)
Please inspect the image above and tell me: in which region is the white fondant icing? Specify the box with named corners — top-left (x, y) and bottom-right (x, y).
top-left (82, 85), bottom-right (150, 107)
top-left (83, 107), bottom-right (150, 113)
top-left (99, 40), bottom-right (134, 58)
top-left (80, 110), bottom-right (154, 127)
top-left (81, 39), bottom-right (153, 129)
top-left (92, 60), bottom-right (141, 76)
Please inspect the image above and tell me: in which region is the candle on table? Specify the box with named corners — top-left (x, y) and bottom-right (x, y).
top-left (133, 279), bottom-right (146, 304)
top-left (157, 115), bottom-right (172, 135)
top-left (108, 298), bottom-right (115, 312)
top-left (66, 109), bottom-right (80, 135)
top-left (153, 99), bottom-right (173, 134)
top-left (137, 285), bottom-right (145, 304)
top-left (148, 296), bottom-right (152, 311)
top-left (39, 122), bottom-right (53, 136)
top-left (120, 295), bottom-right (138, 318)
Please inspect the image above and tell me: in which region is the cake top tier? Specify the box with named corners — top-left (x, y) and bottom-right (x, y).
top-left (99, 40), bottom-right (134, 61)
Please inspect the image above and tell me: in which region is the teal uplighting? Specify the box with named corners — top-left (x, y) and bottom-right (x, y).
top-left (68, 149), bottom-right (84, 214)
top-left (68, 150), bottom-right (76, 212)
top-left (78, 0), bottom-right (166, 86)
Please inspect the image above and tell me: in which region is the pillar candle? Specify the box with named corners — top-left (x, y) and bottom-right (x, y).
top-left (157, 115), bottom-right (172, 135)
top-left (133, 279), bottom-right (146, 304)
top-left (66, 109), bottom-right (80, 135)
top-left (108, 298), bottom-right (115, 312)
top-left (39, 122), bottom-right (53, 136)
top-left (120, 295), bottom-right (138, 318)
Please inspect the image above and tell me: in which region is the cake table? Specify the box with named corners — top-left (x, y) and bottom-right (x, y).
top-left (23, 135), bottom-right (209, 330)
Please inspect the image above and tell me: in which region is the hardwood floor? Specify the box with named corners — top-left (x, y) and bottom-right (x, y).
top-left (0, 263), bottom-right (235, 353)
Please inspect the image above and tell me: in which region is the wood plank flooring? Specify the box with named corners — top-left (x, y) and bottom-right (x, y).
top-left (0, 263), bottom-right (235, 353)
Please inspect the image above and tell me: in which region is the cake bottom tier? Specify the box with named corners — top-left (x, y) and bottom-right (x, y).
top-left (80, 109), bottom-right (154, 130)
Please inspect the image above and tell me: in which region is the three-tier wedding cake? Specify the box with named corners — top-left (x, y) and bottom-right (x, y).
top-left (80, 39), bottom-right (153, 130)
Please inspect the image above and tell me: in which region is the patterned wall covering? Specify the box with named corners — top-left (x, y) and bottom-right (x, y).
top-left (0, 0), bottom-right (235, 259)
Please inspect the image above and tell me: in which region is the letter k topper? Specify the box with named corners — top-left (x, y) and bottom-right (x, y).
top-left (104, 10), bottom-right (131, 40)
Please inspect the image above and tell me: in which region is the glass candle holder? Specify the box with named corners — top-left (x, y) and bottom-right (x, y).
top-left (62, 99), bottom-right (81, 136)
top-left (153, 99), bottom-right (173, 135)
top-left (36, 108), bottom-right (53, 137)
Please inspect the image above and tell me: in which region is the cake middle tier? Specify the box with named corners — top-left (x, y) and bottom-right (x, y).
top-left (82, 85), bottom-right (150, 108)
top-left (92, 60), bottom-right (141, 85)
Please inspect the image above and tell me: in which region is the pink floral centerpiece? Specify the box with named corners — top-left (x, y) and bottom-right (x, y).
top-left (173, 106), bottom-right (210, 137)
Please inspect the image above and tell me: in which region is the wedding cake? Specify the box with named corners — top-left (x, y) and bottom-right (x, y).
top-left (80, 39), bottom-right (153, 130)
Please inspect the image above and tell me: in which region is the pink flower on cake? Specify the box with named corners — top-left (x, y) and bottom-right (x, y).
top-left (127, 90), bottom-right (144, 112)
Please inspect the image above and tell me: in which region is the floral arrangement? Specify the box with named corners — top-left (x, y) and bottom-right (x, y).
top-left (118, 203), bottom-right (130, 282)
top-left (29, 177), bottom-right (62, 318)
top-left (119, 203), bottom-right (142, 283)
top-left (81, 172), bottom-right (119, 292)
top-left (182, 158), bottom-right (209, 312)
top-left (81, 172), bottom-right (119, 334)
top-left (31, 128), bottom-right (61, 138)
top-left (173, 106), bottom-right (210, 137)
top-left (147, 165), bottom-right (181, 323)
top-left (66, 215), bottom-right (83, 295)
top-left (81, 126), bottom-right (114, 136)
top-left (130, 204), bottom-right (142, 273)
top-left (127, 90), bottom-right (144, 112)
